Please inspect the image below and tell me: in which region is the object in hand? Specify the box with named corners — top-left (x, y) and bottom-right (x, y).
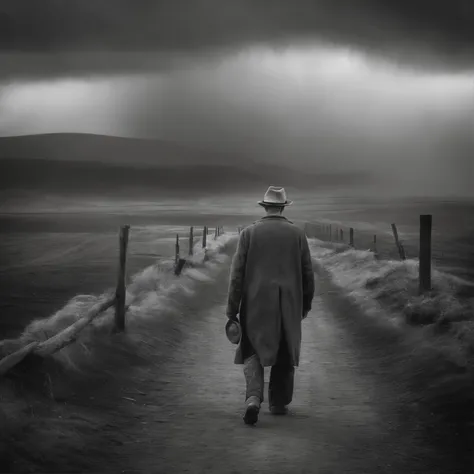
top-left (225, 319), bottom-right (242, 344)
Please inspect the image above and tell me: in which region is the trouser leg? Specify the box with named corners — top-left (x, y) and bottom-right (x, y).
top-left (268, 330), bottom-right (295, 407)
top-left (243, 354), bottom-right (264, 403)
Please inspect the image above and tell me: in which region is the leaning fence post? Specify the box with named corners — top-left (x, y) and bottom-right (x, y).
top-left (115, 225), bottom-right (129, 332)
top-left (391, 223), bottom-right (406, 260)
top-left (203, 226), bottom-right (207, 248)
top-left (419, 215), bottom-right (432, 294)
top-left (214, 227), bottom-right (218, 240)
top-left (189, 226), bottom-right (194, 256)
top-left (349, 228), bottom-right (354, 247)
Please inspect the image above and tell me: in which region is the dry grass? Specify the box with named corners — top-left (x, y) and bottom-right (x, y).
top-left (309, 242), bottom-right (474, 441)
top-left (308, 238), bottom-right (474, 350)
top-left (0, 236), bottom-right (237, 473)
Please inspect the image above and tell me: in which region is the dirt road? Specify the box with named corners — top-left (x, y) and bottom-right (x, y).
top-left (112, 265), bottom-right (468, 473)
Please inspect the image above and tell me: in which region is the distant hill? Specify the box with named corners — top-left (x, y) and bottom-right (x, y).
top-left (0, 157), bottom-right (270, 197)
top-left (0, 133), bottom-right (372, 196)
top-left (0, 133), bottom-right (237, 167)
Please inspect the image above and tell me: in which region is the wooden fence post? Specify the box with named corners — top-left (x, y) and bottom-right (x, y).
top-left (419, 215), bottom-right (432, 294)
top-left (373, 234), bottom-right (377, 254)
top-left (340, 229), bottom-right (343, 242)
top-left (115, 225), bottom-right (129, 332)
top-left (174, 258), bottom-right (187, 276)
top-left (189, 226), bottom-right (194, 256)
top-left (175, 233), bottom-right (180, 265)
top-left (349, 228), bottom-right (354, 247)
top-left (214, 227), bottom-right (218, 240)
top-left (329, 224), bottom-right (332, 241)
top-left (203, 226), bottom-right (207, 248)
top-left (391, 223), bottom-right (406, 260)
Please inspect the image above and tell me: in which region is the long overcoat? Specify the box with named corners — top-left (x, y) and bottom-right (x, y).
top-left (226, 215), bottom-right (315, 367)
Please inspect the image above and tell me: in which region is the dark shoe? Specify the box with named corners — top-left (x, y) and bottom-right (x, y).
top-left (270, 405), bottom-right (288, 415)
top-left (243, 396), bottom-right (260, 425)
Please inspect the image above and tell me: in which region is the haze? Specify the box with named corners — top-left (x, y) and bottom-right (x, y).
top-left (1, 1), bottom-right (473, 198)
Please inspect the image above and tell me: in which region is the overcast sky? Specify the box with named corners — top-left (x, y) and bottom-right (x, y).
top-left (0, 0), bottom-right (473, 196)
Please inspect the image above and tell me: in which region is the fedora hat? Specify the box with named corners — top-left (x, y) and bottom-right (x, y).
top-left (258, 186), bottom-right (293, 207)
top-left (225, 319), bottom-right (242, 345)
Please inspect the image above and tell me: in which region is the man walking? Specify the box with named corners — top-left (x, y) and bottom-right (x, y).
top-left (226, 186), bottom-right (315, 425)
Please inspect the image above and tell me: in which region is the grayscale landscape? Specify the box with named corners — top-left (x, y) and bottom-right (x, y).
top-left (1, 1), bottom-right (473, 473)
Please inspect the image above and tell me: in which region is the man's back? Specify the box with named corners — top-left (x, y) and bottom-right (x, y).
top-left (244, 215), bottom-right (304, 288)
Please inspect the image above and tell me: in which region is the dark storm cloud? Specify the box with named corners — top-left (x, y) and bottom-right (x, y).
top-left (1, 0), bottom-right (474, 74)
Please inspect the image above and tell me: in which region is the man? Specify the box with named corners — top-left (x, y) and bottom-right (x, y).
top-left (226, 186), bottom-right (315, 425)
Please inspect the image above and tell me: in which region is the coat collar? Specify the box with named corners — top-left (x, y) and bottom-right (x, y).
top-left (258, 215), bottom-right (293, 224)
